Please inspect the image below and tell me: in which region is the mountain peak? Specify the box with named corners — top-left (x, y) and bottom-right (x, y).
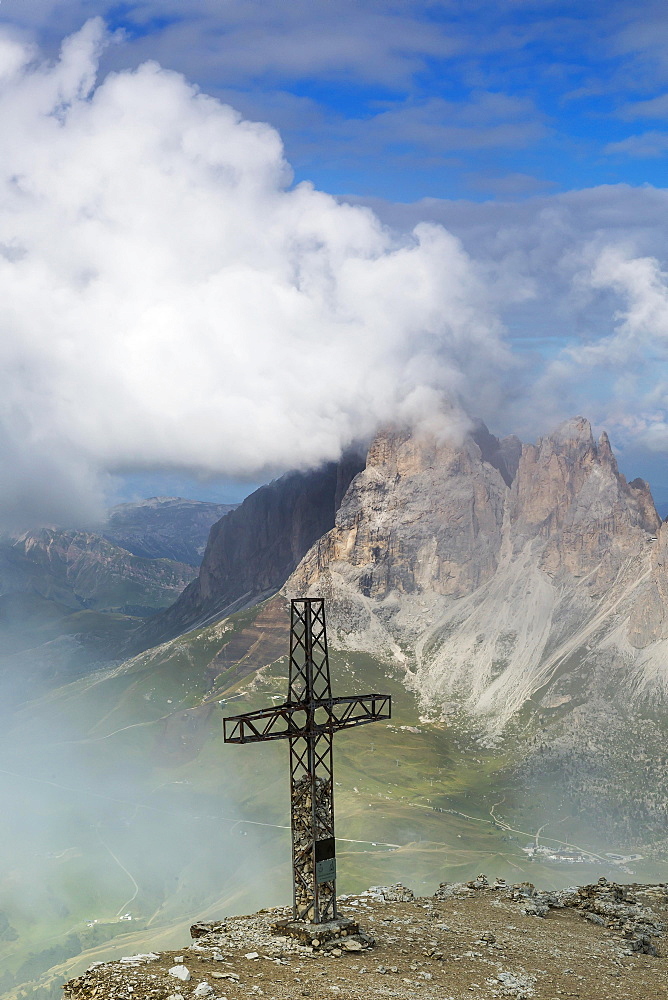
top-left (597, 430), bottom-right (618, 469)
top-left (538, 417), bottom-right (596, 464)
top-left (551, 415), bottom-right (593, 443)
top-left (290, 423), bottom-right (508, 604)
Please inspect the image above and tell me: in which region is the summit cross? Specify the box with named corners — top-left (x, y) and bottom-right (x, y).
top-left (223, 598), bottom-right (391, 925)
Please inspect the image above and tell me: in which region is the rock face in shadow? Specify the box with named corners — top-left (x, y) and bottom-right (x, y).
top-left (127, 455), bottom-right (364, 653)
top-left (471, 421), bottom-right (521, 487)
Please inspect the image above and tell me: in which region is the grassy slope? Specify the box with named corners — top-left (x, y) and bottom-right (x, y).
top-left (0, 598), bottom-right (663, 999)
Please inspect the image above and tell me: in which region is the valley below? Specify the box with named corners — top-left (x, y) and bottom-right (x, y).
top-left (0, 597), bottom-right (666, 1000)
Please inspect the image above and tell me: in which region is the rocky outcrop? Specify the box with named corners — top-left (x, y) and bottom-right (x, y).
top-left (508, 419), bottom-right (660, 593)
top-left (127, 455), bottom-right (364, 652)
top-left (290, 427), bottom-right (507, 602)
top-left (62, 881), bottom-right (668, 1000)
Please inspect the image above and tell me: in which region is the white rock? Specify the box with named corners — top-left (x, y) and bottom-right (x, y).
top-left (244, 952), bottom-right (260, 960)
top-left (193, 983), bottom-right (213, 997)
top-left (168, 965), bottom-right (191, 981)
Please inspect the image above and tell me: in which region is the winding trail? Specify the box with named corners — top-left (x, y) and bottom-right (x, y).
top-left (98, 836), bottom-right (140, 916)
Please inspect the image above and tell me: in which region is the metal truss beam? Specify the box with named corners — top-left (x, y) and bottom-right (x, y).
top-left (222, 693), bottom-right (391, 743)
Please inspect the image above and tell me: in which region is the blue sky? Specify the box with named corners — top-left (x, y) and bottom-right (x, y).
top-left (9, 0), bottom-right (665, 202)
top-left (1, 1), bottom-right (668, 520)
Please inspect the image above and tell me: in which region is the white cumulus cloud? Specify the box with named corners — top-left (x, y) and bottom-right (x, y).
top-left (0, 20), bottom-right (513, 530)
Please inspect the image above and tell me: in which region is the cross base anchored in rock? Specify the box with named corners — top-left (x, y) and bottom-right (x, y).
top-left (270, 915), bottom-right (365, 950)
top-left (223, 597), bottom-right (391, 924)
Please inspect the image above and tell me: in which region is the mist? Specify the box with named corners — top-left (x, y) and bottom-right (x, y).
top-left (0, 636), bottom-right (292, 999)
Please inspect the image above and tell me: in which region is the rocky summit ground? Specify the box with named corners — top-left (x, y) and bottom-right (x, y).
top-left (63, 877), bottom-right (667, 1000)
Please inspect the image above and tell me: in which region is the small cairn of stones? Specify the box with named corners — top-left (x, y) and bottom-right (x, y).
top-left (365, 883), bottom-right (416, 903)
top-left (291, 773), bottom-right (334, 915)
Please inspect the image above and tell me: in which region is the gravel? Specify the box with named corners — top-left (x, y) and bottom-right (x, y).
top-left (63, 878), bottom-right (667, 1000)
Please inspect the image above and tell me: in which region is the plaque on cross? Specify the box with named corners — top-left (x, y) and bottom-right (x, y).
top-left (223, 598), bottom-right (391, 924)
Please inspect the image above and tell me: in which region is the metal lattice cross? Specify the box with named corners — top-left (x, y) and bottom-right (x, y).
top-left (223, 598), bottom-right (391, 924)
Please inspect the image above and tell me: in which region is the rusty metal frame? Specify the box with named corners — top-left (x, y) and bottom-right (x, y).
top-left (222, 693), bottom-right (391, 743)
top-left (223, 597), bottom-right (391, 924)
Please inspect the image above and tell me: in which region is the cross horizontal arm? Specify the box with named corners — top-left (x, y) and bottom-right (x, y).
top-left (222, 693), bottom-right (391, 744)
top-left (328, 693), bottom-right (392, 731)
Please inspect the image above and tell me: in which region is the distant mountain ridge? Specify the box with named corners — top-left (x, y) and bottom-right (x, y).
top-left (104, 497), bottom-right (237, 566)
top-left (0, 527), bottom-right (195, 615)
top-left (0, 498), bottom-right (235, 701)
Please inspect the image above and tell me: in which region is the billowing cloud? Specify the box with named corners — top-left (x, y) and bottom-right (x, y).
top-left (0, 20), bottom-right (514, 530)
top-left (354, 185), bottom-right (668, 458)
top-left (565, 247), bottom-right (668, 448)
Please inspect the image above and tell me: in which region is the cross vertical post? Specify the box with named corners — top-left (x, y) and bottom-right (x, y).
top-left (288, 598), bottom-right (336, 922)
top-left (223, 598), bottom-right (391, 926)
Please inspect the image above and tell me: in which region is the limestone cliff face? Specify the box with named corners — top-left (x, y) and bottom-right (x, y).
top-left (627, 520), bottom-right (668, 648)
top-left (508, 418), bottom-right (660, 593)
top-left (290, 429), bottom-right (507, 601)
top-left (286, 417), bottom-right (666, 725)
